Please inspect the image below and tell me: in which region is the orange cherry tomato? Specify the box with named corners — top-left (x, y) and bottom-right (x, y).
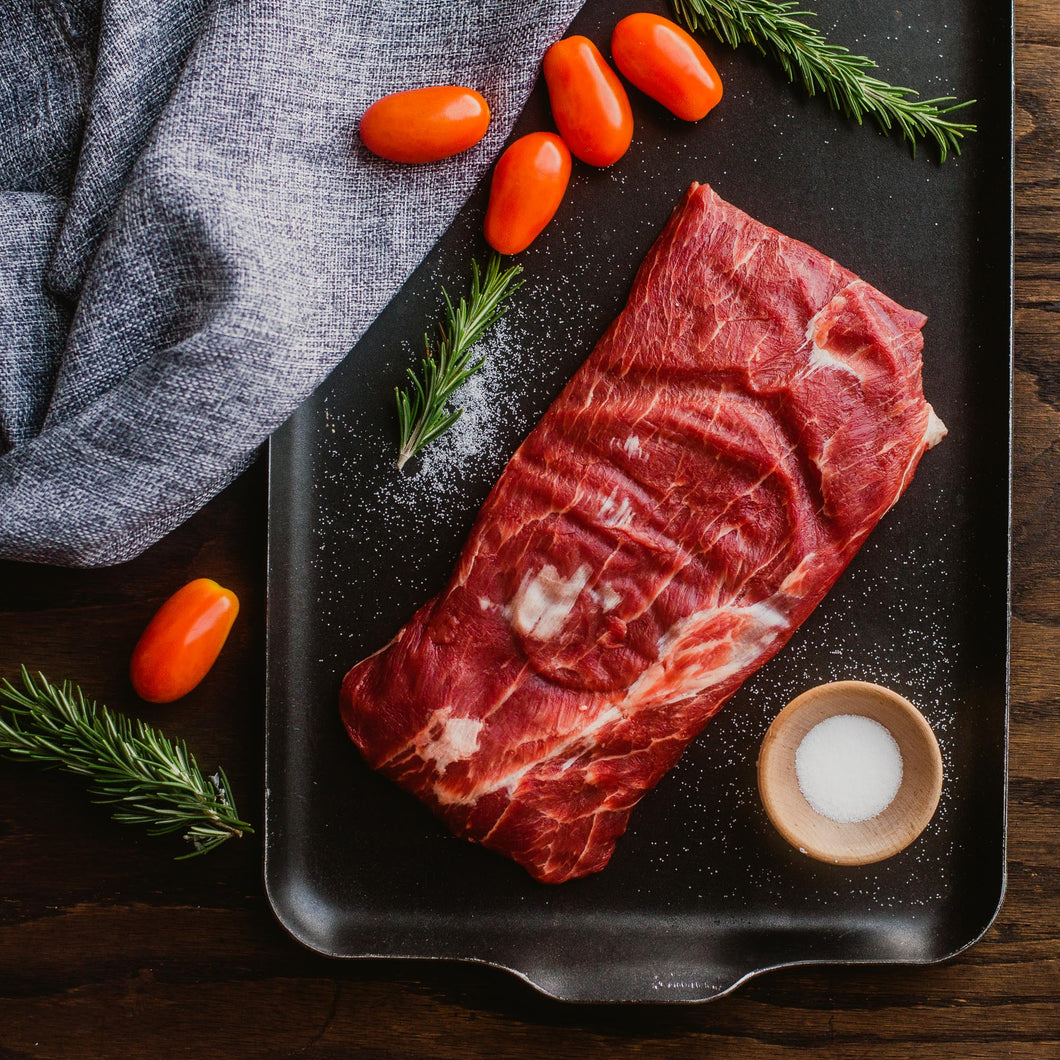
top-left (359, 86), bottom-right (490, 163)
top-left (484, 133), bottom-right (572, 255)
top-left (611, 13), bottom-right (723, 122)
top-left (542, 36), bottom-right (633, 167)
top-left (130, 578), bottom-right (239, 703)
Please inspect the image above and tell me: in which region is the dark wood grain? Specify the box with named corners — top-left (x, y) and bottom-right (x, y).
top-left (1, 4), bottom-right (1058, 1055)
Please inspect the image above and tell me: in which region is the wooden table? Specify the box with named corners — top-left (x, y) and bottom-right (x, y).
top-left (2, 7), bottom-right (1057, 1057)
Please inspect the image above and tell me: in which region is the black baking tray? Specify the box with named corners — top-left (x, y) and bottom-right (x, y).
top-left (265, 0), bottom-right (1012, 1002)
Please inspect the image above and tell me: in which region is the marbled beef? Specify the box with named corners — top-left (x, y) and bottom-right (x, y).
top-left (340, 183), bottom-right (945, 883)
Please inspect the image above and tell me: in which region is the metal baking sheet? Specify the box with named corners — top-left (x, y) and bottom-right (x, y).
top-left (265, 0), bottom-right (1011, 1002)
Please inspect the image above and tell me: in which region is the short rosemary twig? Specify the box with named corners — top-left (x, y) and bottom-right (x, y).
top-left (0, 668), bottom-right (252, 858)
top-left (395, 254), bottom-right (523, 470)
top-left (670, 0), bottom-right (976, 161)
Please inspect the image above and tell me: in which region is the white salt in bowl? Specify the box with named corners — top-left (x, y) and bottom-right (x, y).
top-left (757, 680), bottom-right (943, 866)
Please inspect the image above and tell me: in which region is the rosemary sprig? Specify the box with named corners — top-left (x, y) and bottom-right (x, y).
top-left (670, 0), bottom-right (976, 161)
top-left (395, 254), bottom-right (523, 470)
top-left (0, 668), bottom-right (251, 858)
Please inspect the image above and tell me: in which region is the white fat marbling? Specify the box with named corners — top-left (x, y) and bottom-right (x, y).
top-left (625, 596), bottom-right (791, 706)
top-left (598, 492), bottom-right (633, 527)
top-left (511, 563), bottom-right (592, 641)
top-left (487, 704), bottom-right (625, 798)
top-left (804, 301), bottom-right (864, 381)
top-left (421, 715), bottom-right (484, 774)
top-left (779, 552), bottom-right (818, 595)
top-left (592, 585), bottom-right (623, 612)
top-left (890, 405), bottom-right (949, 509)
top-left (806, 343), bottom-right (861, 377)
top-left (924, 407), bottom-right (948, 449)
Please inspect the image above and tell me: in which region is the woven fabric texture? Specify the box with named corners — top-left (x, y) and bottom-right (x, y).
top-left (0, 0), bottom-right (580, 566)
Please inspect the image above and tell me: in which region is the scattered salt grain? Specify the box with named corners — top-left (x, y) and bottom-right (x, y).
top-left (795, 715), bottom-right (903, 824)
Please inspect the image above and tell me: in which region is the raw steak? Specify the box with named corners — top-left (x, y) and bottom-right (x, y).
top-left (340, 182), bottom-right (945, 884)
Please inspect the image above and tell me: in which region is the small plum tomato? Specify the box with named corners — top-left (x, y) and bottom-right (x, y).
top-left (484, 132), bottom-right (572, 256)
top-left (359, 86), bottom-right (490, 163)
top-left (542, 36), bottom-right (633, 167)
top-left (611, 13), bottom-right (723, 122)
top-left (130, 578), bottom-right (240, 703)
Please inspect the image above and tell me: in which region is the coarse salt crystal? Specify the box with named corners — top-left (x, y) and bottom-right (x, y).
top-left (795, 714), bottom-right (903, 823)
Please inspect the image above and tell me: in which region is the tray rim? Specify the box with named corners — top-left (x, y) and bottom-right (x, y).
top-left (262, 856), bottom-right (1010, 1005)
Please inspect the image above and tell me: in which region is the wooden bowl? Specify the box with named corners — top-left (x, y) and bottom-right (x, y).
top-left (757, 681), bottom-right (943, 866)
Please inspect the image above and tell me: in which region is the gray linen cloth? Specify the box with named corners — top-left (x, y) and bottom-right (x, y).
top-left (0, 0), bottom-right (581, 566)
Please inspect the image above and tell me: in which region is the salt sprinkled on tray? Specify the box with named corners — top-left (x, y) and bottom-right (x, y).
top-left (795, 715), bottom-right (903, 824)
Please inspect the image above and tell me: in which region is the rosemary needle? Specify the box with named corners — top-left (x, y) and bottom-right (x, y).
top-left (0, 668), bottom-right (251, 858)
top-left (670, 0), bottom-right (976, 161)
top-left (395, 254), bottom-right (523, 471)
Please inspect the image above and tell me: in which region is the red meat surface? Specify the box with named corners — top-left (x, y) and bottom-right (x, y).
top-left (340, 183), bottom-right (946, 884)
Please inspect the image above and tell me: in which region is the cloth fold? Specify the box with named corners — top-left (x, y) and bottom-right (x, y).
top-left (0, 0), bottom-right (581, 566)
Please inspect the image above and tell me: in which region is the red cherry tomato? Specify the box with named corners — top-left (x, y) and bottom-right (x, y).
top-left (130, 579), bottom-right (240, 703)
top-left (359, 86), bottom-right (490, 163)
top-left (611, 13), bottom-right (723, 122)
top-left (542, 36), bottom-right (633, 167)
top-left (484, 133), bottom-right (572, 255)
